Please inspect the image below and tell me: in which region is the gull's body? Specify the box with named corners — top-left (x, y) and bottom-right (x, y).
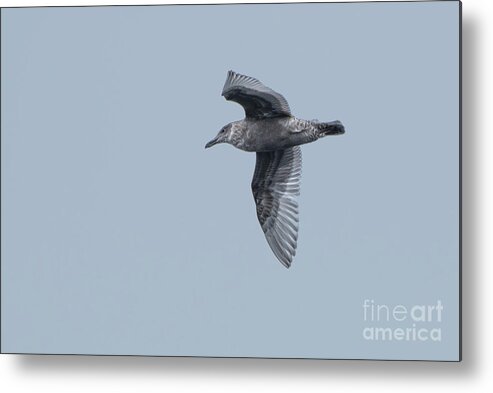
top-left (206, 71), bottom-right (345, 268)
top-left (222, 117), bottom-right (338, 152)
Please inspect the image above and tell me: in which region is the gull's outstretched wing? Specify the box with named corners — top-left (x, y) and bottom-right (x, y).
top-left (222, 70), bottom-right (291, 120)
top-left (251, 147), bottom-right (302, 268)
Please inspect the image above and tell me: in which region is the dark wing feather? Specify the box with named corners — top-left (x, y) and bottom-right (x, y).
top-left (222, 70), bottom-right (291, 120)
top-left (251, 147), bottom-right (302, 268)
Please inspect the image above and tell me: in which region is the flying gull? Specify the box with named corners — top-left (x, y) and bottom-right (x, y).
top-left (206, 71), bottom-right (345, 268)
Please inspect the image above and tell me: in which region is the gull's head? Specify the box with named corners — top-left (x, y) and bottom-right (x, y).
top-left (205, 122), bottom-right (241, 149)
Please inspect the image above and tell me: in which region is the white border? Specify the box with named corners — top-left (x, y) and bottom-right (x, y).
top-left (1, 0), bottom-right (492, 392)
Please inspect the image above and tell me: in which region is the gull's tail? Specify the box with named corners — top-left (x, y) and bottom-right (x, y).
top-left (316, 120), bottom-right (345, 137)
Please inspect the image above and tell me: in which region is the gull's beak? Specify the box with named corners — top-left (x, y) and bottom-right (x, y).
top-left (205, 136), bottom-right (220, 149)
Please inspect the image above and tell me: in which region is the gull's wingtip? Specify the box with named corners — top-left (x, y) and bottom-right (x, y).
top-left (276, 253), bottom-right (293, 269)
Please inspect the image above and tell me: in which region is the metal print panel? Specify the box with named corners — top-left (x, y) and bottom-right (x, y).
top-left (0, 1), bottom-right (461, 361)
